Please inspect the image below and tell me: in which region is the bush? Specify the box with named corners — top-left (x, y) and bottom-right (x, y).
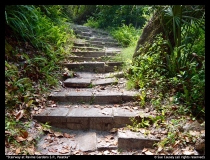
top-left (110, 24), bottom-right (142, 47)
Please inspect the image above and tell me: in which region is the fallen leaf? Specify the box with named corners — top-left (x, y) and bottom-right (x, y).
top-left (20, 130), bottom-right (28, 139)
top-left (189, 130), bottom-right (200, 137)
top-left (63, 146), bottom-right (71, 150)
top-left (145, 150), bottom-right (154, 155)
top-left (73, 151), bottom-right (80, 155)
top-left (161, 130), bottom-right (168, 134)
top-left (48, 148), bottom-right (58, 153)
top-left (51, 104), bottom-right (57, 107)
top-left (27, 136), bottom-right (33, 141)
top-left (5, 131), bottom-right (11, 135)
top-left (59, 149), bottom-right (70, 154)
top-left (200, 130), bottom-right (205, 134)
top-left (173, 140), bottom-right (180, 147)
top-left (63, 133), bottom-right (72, 138)
top-left (157, 146), bottom-right (163, 152)
top-left (54, 132), bottom-right (63, 137)
top-left (35, 151), bottom-right (41, 155)
top-left (142, 148), bottom-right (148, 153)
top-left (113, 140), bottom-right (118, 146)
top-left (133, 107), bottom-right (138, 110)
top-left (123, 106), bottom-right (130, 110)
top-left (34, 107), bottom-right (39, 111)
top-left (15, 110), bottom-right (24, 121)
top-left (43, 128), bottom-right (53, 133)
top-left (27, 100), bottom-right (34, 107)
top-left (103, 150), bottom-right (110, 155)
top-left (111, 150), bottom-right (118, 154)
top-left (26, 146), bottom-right (35, 155)
top-left (5, 139), bottom-right (10, 148)
top-left (182, 150), bottom-right (194, 155)
top-left (185, 136), bottom-right (190, 142)
top-left (144, 108), bottom-right (150, 113)
top-left (110, 128), bottom-right (118, 133)
top-left (139, 129), bottom-right (146, 134)
top-left (16, 136), bottom-right (26, 142)
top-left (16, 148), bottom-right (21, 154)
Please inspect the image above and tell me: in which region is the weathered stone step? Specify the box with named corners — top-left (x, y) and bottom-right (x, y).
top-left (63, 62), bottom-right (123, 73)
top-left (89, 37), bottom-right (118, 43)
top-left (48, 89), bottom-right (138, 104)
top-left (117, 129), bottom-right (159, 150)
top-left (33, 105), bottom-right (149, 130)
top-left (71, 71), bottom-right (125, 80)
top-left (71, 51), bottom-right (119, 58)
top-left (72, 26), bottom-right (110, 36)
top-left (71, 51), bottom-right (106, 58)
top-left (73, 42), bottom-right (91, 47)
top-left (90, 41), bottom-right (120, 47)
top-left (68, 56), bottom-right (113, 62)
top-left (72, 46), bottom-right (103, 51)
top-left (63, 78), bottom-right (92, 88)
top-left (35, 126), bottom-right (158, 154)
top-left (63, 77), bottom-right (117, 88)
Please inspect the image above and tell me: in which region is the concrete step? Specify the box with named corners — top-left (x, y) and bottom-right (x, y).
top-left (33, 104), bottom-right (150, 130)
top-left (63, 62), bottom-right (123, 73)
top-left (68, 56), bottom-right (114, 62)
top-left (71, 51), bottom-right (106, 58)
top-left (63, 62), bottom-right (105, 73)
top-left (117, 128), bottom-right (160, 150)
top-left (89, 37), bottom-right (118, 43)
top-left (35, 126), bottom-right (159, 155)
top-left (72, 46), bottom-right (103, 51)
top-left (90, 41), bottom-right (120, 47)
top-left (63, 78), bottom-right (92, 88)
top-left (73, 42), bottom-right (91, 47)
top-left (71, 71), bottom-right (125, 79)
top-left (63, 77), bottom-right (117, 88)
top-left (71, 51), bottom-right (119, 58)
top-left (48, 89), bottom-right (139, 104)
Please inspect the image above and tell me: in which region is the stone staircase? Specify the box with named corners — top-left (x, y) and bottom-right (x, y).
top-left (33, 24), bottom-right (159, 155)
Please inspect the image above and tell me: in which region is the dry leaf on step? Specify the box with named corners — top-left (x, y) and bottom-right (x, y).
top-left (54, 132), bottom-right (63, 137)
top-left (15, 148), bottom-right (21, 154)
top-left (16, 136), bottom-right (26, 142)
top-left (59, 149), bottom-right (70, 154)
top-left (20, 130), bottom-right (28, 139)
top-left (144, 150), bottom-right (154, 155)
top-left (15, 110), bottom-right (24, 121)
top-left (48, 148), bottom-right (58, 153)
top-left (109, 128), bottom-right (118, 133)
top-left (63, 133), bottom-right (72, 138)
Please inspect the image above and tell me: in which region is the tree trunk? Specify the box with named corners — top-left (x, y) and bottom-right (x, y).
top-left (133, 11), bottom-right (174, 58)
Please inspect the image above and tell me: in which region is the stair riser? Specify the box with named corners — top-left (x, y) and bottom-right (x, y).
top-left (73, 43), bottom-right (91, 47)
top-left (68, 56), bottom-right (113, 62)
top-left (72, 47), bottom-right (102, 51)
top-left (48, 95), bottom-right (136, 104)
top-left (118, 138), bottom-right (159, 150)
top-left (33, 116), bottom-right (141, 131)
top-left (89, 38), bottom-right (117, 43)
top-left (63, 63), bottom-right (122, 73)
top-left (71, 52), bottom-right (105, 57)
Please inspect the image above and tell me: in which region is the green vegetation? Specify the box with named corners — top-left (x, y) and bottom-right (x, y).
top-left (5, 5), bottom-right (75, 154)
top-left (127, 5), bottom-right (205, 119)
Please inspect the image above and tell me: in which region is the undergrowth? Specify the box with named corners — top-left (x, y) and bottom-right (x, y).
top-left (5, 5), bottom-right (75, 154)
